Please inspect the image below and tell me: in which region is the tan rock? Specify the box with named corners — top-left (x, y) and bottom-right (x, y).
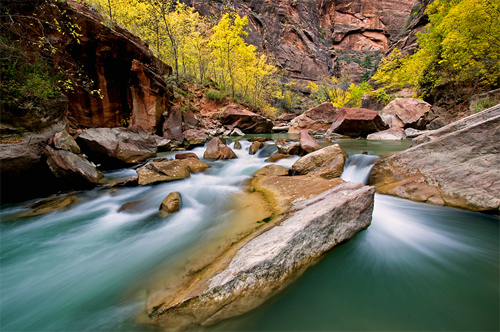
top-left (327, 108), bottom-right (388, 137)
top-left (136, 159), bottom-right (209, 185)
top-left (379, 98), bottom-right (432, 129)
top-left (254, 164), bottom-right (290, 177)
top-left (249, 141), bottom-right (264, 155)
top-left (12, 195), bottom-right (78, 218)
top-left (159, 192), bottom-right (181, 216)
top-left (265, 154), bottom-right (293, 162)
top-left (292, 144), bottom-right (347, 179)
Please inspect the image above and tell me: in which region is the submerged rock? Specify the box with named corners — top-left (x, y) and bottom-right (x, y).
top-left (159, 192), bottom-right (181, 216)
top-left (147, 181), bottom-right (374, 329)
top-left (370, 105), bottom-right (500, 212)
top-left (203, 137), bottom-right (237, 160)
top-left (292, 144), bottom-right (347, 179)
top-left (12, 195), bottom-right (78, 218)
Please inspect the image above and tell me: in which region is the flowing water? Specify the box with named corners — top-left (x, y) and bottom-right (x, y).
top-left (0, 138), bottom-right (498, 331)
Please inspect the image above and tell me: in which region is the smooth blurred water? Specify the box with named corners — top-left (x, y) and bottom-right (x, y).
top-left (1, 138), bottom-right (498, 331)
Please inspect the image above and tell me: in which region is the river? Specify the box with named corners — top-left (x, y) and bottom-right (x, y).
top-left (0, 137), bottom-right (498, 331)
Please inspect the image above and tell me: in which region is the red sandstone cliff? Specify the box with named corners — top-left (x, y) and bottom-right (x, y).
top-left (184, 0), bottom-right (419, 81)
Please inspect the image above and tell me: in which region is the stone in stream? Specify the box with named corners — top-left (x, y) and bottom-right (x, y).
top-left (367, 127), bottom-right (406, 140)
top-left (219, 104), bottom-right (273, 133)
top-left (203, 137), bottom-right (237, 160)
top-left (299, 130), bottom-right (320, 154)
top-left (276, 140), bottom-right (301, 155)
top-left (136, 159), bottom-right (210, 186)
top-left (265, 153), bottom-right (293, 162)
top-left (370, 105), bottom-right (500, 212)
top-left (12, 195), bottom-right (78, 218)
top-left (253, 164), bottom-right (290, 177)
top-left (292, 144), bottom-right (347, 179)
top-left (233, 140), bottom-right (242, 149)
top-left (175, 152), bottom-right (199, 160)
top-left (146, 180), bottom-right (374, 329)
top-left (159, 192), bottom-right (181, 216)
top-left (249, 141), bottom-right (264, 155)
top-left (118, 200), bottom-right (144, 213)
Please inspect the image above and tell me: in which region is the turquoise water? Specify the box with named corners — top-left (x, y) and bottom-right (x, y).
top-left (0, 138), bottom-right (497, 331)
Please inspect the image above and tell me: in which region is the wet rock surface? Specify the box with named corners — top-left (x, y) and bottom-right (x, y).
top-left (147, 181), bottom-right (375, 329)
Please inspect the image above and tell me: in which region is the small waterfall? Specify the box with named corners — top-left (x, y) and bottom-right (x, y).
top-left (341, 154), bottom-right (379, 184)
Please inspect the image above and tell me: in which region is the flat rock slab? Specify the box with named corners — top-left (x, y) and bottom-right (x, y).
top-left (147, 181), bottom-right (374, 329)
top-left (370, 105), bottom-right (500, 212)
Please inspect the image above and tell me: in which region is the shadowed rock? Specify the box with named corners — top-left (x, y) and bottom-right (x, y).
top-left (219, 105), bottom-right (273, 133)
top-left (327, 108), bottom-right (388, 137)
top-left (45, 146), bottom-right (103, 187)
top-left (77, 127), bottom-right (157, 168)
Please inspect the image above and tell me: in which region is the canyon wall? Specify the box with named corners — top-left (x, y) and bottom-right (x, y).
top-left (184, 0), bottom-right (419, 81)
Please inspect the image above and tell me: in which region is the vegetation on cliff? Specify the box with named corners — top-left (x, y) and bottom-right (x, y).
top-left (374, 0), bottom-right (500, 100)
top-left (87, 0), bottom-right (278, 114)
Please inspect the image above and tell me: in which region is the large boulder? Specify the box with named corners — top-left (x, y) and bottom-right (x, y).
top-left (292, 144), bottom-right (347, 179)
top-left (379, 98), bottom-right (432, 129)
top-left (299, 130), bottom-right (320, 154)
top-left (45, 146), bottom-right (103, 188)
top-left (147, 180), bottom-right (374, 329)
top-left (136, 158), bottom-right (210, 186)
top-left (288, 102), bottom-right (338, 134)
top-left (162, 106), bottom-right (184, 142)
top-left (77, 127), bottom-right (157, 168)
top-left (203, 137), bottom-right (237, 160)
top-left (183, 129), bottom-right (209, 149)
top-left (288, 101), bottom-right (337, 134)
top-left (370, 105), bottom-right (500, 212)
top-left (327, 107), bottom-right (388, 137)
top-left (219, 105), bottom-right (273, 133)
